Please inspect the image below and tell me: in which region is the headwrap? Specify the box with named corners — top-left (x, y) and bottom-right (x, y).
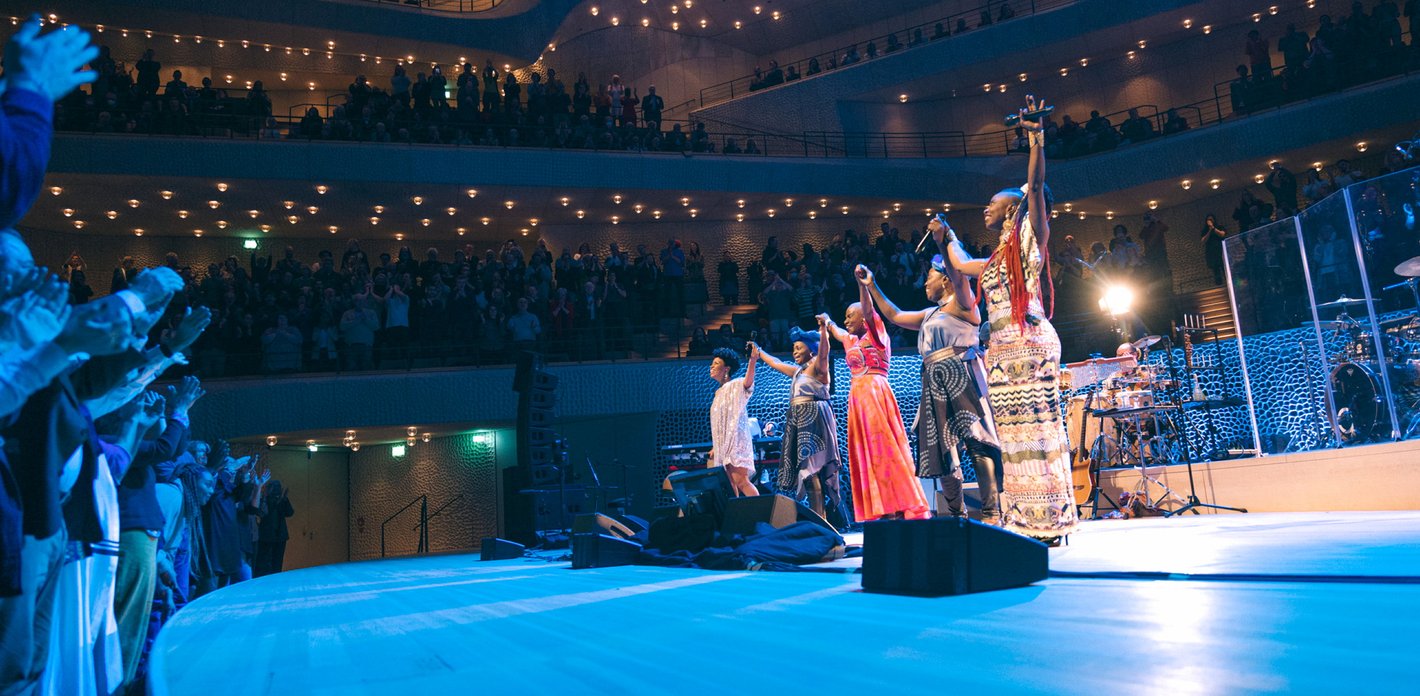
top-left (788, 326), bottom-right (820, 355)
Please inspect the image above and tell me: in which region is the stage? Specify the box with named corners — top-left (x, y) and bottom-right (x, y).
top-left (149, 511), bottom-right (1419, 695)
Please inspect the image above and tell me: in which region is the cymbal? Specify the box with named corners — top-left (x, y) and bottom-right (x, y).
top-left (1315, 296), bottom-right (1377, 310)
top-left (1131, 335), bottom-right (1162, 350)
top-left (1379, 314), bottom-right (1418, 326)
top-left (1394, 256), bottom-right (1420, 277)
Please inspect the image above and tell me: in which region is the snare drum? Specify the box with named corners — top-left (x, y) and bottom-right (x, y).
top-left (1116, 390), bottom-right (1154, 410)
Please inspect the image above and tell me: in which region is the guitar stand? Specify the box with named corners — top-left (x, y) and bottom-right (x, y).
top-left (1077, 383), bottom-right (1120, 519)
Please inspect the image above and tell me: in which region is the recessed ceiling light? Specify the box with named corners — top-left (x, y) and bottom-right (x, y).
top-left (316, 185), bottom-right (328, 194)
top-left (177, 210), bottom-right (189, 219)
top-left (467, 188), bottom-right (478, 198)
top-left (127, 199), bottom-right (140, 208)
top-left (306, 206), bottom-right (319, 214)
top-left (105, 210), bottom-right (118, 219)
top-left (73, 220), bottom-right (85, 229)
top-left (160, 190), bottom-right (173, 200)
top-left (216, 220), bottom-right (229, 229)
top-left (446, 207), bottom-right (457, 215)
top-left (283, 200), bottom-right (295, 209)
top-left (208, 200), bottom-right (220, 209)
top-left (62, 208), bottom-right (74, 217)
top-left (504, 200), bottom-right (516, 209)
top-left (412, 196), bottom-right (423, 205)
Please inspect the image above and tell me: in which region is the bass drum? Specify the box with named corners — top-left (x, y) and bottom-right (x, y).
top-left (1330, 362), bottom-right (1389, 444)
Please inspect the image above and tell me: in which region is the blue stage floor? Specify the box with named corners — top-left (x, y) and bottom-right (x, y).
top-left (150, 512), bottom-right (1420, 695)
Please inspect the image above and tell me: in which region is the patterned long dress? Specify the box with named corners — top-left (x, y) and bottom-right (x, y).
top-left (844, 308), bottom-right (930, 522)
top-left (980, 218), bottom-right (1080, 538)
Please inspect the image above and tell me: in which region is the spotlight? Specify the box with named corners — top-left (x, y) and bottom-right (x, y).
top-left (1100, 285), bottom-right (1136, 316)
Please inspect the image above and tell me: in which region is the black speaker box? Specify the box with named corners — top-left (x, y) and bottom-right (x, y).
top-left (571, 533), bottom-right (642, 569)
top-left (479, 537), bottom-right (526, 561)
top-left (721, 494), bottom-right (837, 537)
top-left (862, 518), bottom-right (1048, 596)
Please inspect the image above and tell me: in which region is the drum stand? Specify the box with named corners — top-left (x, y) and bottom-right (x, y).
top-left (1078, 383), bottom-right (1120, 519)
top-left (1160, 334), bottom-right (1249, 516)
top-left (1103, 409), bottom-right (1188, 511)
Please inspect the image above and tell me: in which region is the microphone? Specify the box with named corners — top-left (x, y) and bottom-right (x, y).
top-left (1004, 105), bottom-right (1054, 127)
top-left (916, 214), bottom-right (948, 254)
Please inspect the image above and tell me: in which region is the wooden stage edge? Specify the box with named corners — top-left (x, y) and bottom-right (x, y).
top-left (1096, 438), bottom-right (1420, 513)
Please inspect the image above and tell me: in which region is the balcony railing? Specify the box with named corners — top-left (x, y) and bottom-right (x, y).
top-left (697, 0), bottom-right (1073, 108)
top-left (352, 0), bottom-right (503, 13)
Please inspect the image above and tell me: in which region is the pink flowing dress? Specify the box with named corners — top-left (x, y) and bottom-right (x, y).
top-left (844, 308), bottom-right (930, 521)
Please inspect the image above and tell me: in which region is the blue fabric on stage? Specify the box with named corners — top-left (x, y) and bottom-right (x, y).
top-left (638, 521), bottom-right (844, 570)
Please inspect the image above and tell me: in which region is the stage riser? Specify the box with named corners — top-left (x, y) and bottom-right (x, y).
top-left (1098, 440), bottom-right (1420, 512)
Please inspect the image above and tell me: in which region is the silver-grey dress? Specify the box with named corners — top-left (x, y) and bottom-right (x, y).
top-left (776, 367), bottom-right (841, 493)
top-left (914, 306), bottom-right (999, 478)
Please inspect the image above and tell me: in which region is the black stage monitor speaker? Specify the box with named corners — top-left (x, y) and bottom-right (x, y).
top-left (480, 537), bottom-right (526, 561)
top-left (571, 533), bottom-right (642, 569)
top-left (861, 518), bottom-right (1047, 596)
top-left (721, 494), bottom-right (837, 537)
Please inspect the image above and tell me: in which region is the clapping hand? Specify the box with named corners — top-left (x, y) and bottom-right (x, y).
top-left (166, 306), bottom-right (213, 354)
top-left (166, 376), bottom-right (205, 415)
top-left (2, 15), bottom-right (98, 103)
top-left (128, 266), bottom-right (184, 310)
top-left (55, 300), bottom-right (132, 357)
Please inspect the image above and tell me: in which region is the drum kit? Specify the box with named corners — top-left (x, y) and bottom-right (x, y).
top-left (1064, 335), bottom-right (1190, 516)
top-left (1313, 256), bottom-right (1420, 442)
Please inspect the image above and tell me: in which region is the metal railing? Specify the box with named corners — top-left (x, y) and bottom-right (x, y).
top-left (698, 0), bottom-right (1071, 108)
top-left (354, 0), bottom-right (503, 12)
top-left (54, 30), bottom-right (1420, 165)
top-left (381, 494), bottom-right (428, 558)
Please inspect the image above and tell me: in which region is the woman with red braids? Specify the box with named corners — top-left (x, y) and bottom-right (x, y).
top-left (944, 95), bottom-right (1077, 544)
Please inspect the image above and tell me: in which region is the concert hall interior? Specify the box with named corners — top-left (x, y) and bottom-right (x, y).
top-left (3, 0), bottom-right (1419, 693)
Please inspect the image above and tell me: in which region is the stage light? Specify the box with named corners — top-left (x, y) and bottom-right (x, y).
top-left (243, 239), bottom-right (258, 250)
top-left (1100, 285), bottom-right (1136, 316)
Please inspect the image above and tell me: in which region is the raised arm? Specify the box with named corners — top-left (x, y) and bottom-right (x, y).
top-left (860, 264), bottom-right (927, 329)
top-left (944, 232), bottom-right (988, 277)
top-left (817, 312), bottom-right (851, 346)
top-left (743, 342), bottom-right (760, 392)
top-left (750, 340), bottom-right (798, 377)
top-left (1020, 95), bottom-right (1050, 254)
top-left (814, 314), bottom-right (832, 377)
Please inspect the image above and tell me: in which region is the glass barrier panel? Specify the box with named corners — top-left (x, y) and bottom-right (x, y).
top-left (1298, 186), bottom-right (1397, 445)
top-left (1346, 166), bottom-right (1420, 440)
top-left (1221, 218), bottom-right (1329, 454)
